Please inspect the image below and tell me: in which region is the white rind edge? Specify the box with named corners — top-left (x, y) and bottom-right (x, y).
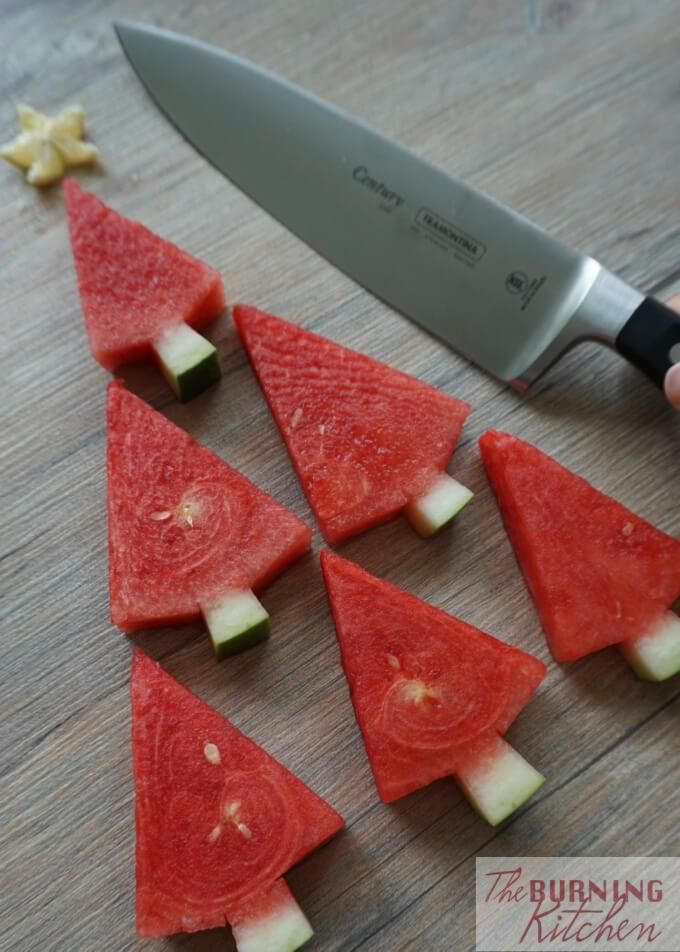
top-left (455, 737), bottom-right (545, 826)
top-left (201, 590), bottom-right (269, 649)
top-left (404, 473), bottom-right (473, 537)
top-left (620, 611), bottom-right (680, 682)
top-left (152, 322), bottom-right (217, 394)
top-left (232, 896), bottom-right (313, 952)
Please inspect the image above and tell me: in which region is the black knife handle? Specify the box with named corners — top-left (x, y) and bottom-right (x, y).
top-left (615, 297), bottom-right (680, 388)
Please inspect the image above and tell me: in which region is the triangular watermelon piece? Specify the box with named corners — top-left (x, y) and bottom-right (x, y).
top-left (131, 649), bottom-right (343, 946)
top-left (320, 551), bottom-right (546, 825)
top-left (233, 305), bottom-right (473, 544)
top-left (108, 382), bottom-right (311, 656)
top-left (65, 179), bottom-right (225, 400)
top-left (480, 430), bottom-right (680, 680)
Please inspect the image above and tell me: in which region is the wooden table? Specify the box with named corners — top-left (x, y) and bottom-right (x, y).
top-left (2, 1), bottom-right (679, 949)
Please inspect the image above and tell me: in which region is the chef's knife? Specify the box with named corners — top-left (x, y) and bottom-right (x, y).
top-left (114, 20), bottom-right (680, 391)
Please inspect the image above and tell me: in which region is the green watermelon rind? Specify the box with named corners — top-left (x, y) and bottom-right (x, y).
top-left (153, 322), bottom-right (221, 401)
top-left (455, 736), bottom-right (545, 826)
top-left (231, 886), bottom-right (313, 952)
top-left (202, 590), bottom-right (271, 660)
top-left (620, 612), bottom-right (680, 682)
top-left (404, 472), bottom-right (474, 537)
top-left (231, 879), bottom-right (314, 952)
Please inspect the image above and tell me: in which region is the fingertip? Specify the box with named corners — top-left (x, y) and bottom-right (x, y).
top-left (664, 363), bottom-right (680, 409)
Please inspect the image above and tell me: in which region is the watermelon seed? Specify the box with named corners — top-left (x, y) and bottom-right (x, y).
top-left (319, 424), bottom-right (326, 435)
top-left (623, 522), bottom-right (634, 536)
top-left (387, 654), bottom-right (401, 671)
top-left (224, 800), bottom-right (241, 820)
top-left (203, 742), bottom-right (221, 765)
top-left (149, 510), bottom-right (171, 521)
top-left (222, 801), bottom-right (253, 837)
top-left (208, 824), bottom-right (222, 843)
top-left (291, 407), bottom-right (303, 429)
top-left (401, 679), bottom-right (440, 705)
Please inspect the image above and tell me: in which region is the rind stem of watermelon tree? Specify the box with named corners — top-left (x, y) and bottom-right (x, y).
top-left (404, 473), bottom-right (473, 537)
top-left (454, 733), bottom-right (545, 826)
top-left (230, 877), bottom-right (313, 952)
top-left (152, 322), bottom-right (221, 401)
top-left (619, 611), bottom-right (680, 682)
top-left (201, 590), bottom-right (270, 660)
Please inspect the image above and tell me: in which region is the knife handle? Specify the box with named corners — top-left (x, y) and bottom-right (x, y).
top-left (615, 297), bottom-right (680, 388)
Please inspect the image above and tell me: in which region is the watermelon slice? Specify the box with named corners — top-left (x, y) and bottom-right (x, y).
top-left (131, 649), bottom-right (343, 947)
top-left (64, 179), bottom-right (225, 400)
top-left (107, 382), bottom-right (311, 656)
top-left (320, 551), bottom-right (547, 825)
top-left (233, 305), bottom-right (472, 544)
top-left (480, 430), bottom-right (680, 681)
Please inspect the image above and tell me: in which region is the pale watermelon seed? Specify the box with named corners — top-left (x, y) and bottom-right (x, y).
top-left (208, 824), bottom-right (222, 843)
top-left (401, 679), bottom-right (439, 705)
top-left (222, 801), bottom-right (252, 838)
top-left (203, 742), bottom-right (221, 765)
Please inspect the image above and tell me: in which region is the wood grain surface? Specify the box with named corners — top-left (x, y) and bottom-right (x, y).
top-left (2, 1), bottom-right (679, 950)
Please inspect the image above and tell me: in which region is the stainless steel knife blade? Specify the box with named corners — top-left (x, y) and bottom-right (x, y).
top-left (114, 19), bottom-right (662, 389)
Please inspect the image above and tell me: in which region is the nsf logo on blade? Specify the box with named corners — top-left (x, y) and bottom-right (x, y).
top-left (505, 271), bottom-right (529, 295)
top-left (504, 271), bottom-right (547, 311)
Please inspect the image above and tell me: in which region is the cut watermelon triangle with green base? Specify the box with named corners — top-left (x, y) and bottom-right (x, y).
top-left (131, 649), bottom-right (343, 946)
top-left (320, 551), bottom-right (547, 825)
top-left (65, 179), bottom-right (225, 400)
top-left (480, 430), bottom-right (680, 680)
top-left (108, 382), bottom-right (311, 657)
top-left (233, 305), bottom-right (473, 544)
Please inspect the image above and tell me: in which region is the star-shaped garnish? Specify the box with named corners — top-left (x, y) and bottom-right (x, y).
top-left (1, 103), bottom-right (99, 187)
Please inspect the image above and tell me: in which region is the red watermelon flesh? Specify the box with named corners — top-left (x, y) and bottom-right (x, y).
top-left (64, 179), bottom-right (225, 370)
top-left (131, 650), bottom-right (343, 937)
top-left (108, 382), bottom-right (311, 631)
top-left (479, 430), bottom-right (680, 662)
top-left (233, 305), bottom-right (471, 544)
top-left (320, 551), bottom-right (546, 803)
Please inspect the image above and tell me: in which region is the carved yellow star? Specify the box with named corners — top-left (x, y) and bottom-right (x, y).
top-left (0, 103), bottom-right (99, 187)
